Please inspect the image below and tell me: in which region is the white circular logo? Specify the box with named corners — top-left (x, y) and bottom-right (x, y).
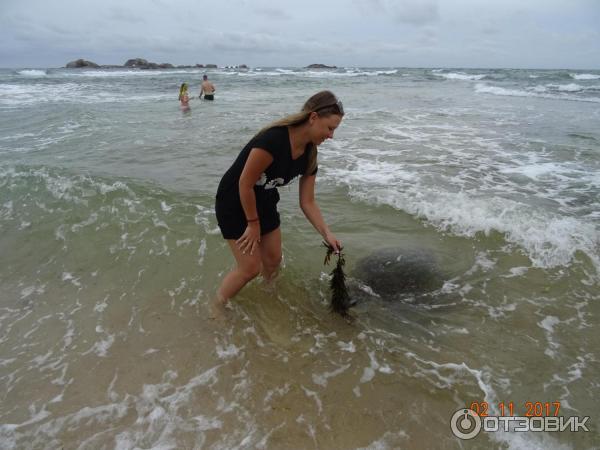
top-left (450, 408), bottom-right (482, 440)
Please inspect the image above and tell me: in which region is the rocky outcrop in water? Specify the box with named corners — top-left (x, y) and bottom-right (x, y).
top-left (306, 64), bottom-right (337, 69)
top-left (123, 59), bottom-right (220, 69)
top-left (124, 58), bottom-right (149, 68)
top-left (65, 59), bottom-right (99, 68)
top-left (123, 58), bottom-right (174, 69)
top-left (64, 58), bottom-right (232, 70)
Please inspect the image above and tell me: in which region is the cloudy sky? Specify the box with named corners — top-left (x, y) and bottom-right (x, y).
top-left (1, 0), bottom-right (599, 69)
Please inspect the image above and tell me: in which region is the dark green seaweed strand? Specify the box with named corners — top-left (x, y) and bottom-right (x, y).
top-left (323, 242), bottom-right (352, 318)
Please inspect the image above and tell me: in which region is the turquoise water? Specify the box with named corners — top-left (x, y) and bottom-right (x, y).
top-left (0, 67), bottom-right (599, 449)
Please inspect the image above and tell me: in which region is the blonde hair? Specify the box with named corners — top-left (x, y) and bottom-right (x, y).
top-left (256, 90), bottom-right (344, 175)
top-left (178, 83), bottom-right (188, 101)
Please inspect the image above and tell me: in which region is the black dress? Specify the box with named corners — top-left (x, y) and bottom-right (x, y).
top-left (215, 126), bottom-right (317, 239)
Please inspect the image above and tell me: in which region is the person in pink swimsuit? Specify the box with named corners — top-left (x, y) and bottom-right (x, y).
top-left (179, 83), bottom-right (190, 112)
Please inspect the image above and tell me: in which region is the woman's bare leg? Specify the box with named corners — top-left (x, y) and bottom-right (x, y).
top-left (218, 240), bottom-right (262, 299)
top-left (259, 228), bottom-right (282, 282)
top-left (210, 240), bottom-right (261, 318)
top-left (210, 228), bottom-right (282, 318)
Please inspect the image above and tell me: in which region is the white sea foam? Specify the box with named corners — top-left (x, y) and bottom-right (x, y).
top-left (323, 118), bottom-right (600, 269)
top-left (18, 69), bottom-right (47, 77)
top-left (434, 72), bottom-right (486, 81)
top-left (500, 162), bottom-right (573, 180)
top-left (337, 340), bottom-right (356, 352)
top-left (538, 316), bottom-right (561, 358)
top-left (312, 364), bottom-right (351, 387)
top-left (94, 296), bottom-right (109, 313)
top-left (232, 68), bottom-right (397, 78)
top-left (475, 83), bottom-right (600, 103)
top-left (0, 369), bottom-right (235, 450)
top-left (67, 69), bottom-right (203, 77)
top-left (405, 352), bottom-right (497, 399)
top-left (360, 367), bottom-right (376, 383)
top-left (98, 180), bottom-right (132, 195)
top-left (0, 82), bottom-right (82, 105)
top-left (0, 82), bottom-right (171, 105)
top-left (565, 357), bottom-right (585, 383)
top-left (263, 383), bottom-right (291, 407)
top-left (546, 355), bottom-right (589, 391)
top-left (20, 284), bottom-right (46, 299)
top-left (570, 73), bottom-right (600, 80)
top-left (0, 132), bottom-right (36, 141)
top-left (85, 333), bottom-right (115, 357)
top-left (505, 267), bottom-right (529, 278)
top-left (465, 252), bottom-right (496, 276)
top-left (71, 213), bottom-right (98, 232)
top-left (475, 84), bottom-right (539, 98)
top-left (327, 150), bottom-right (599, 271)
top-left (176, 238), bottom-right (192, 247)
top-left (358, 350), bottom-right (394, 384)
top-left (301, 386), bottom-right (323, 414)
top-left (549, 83), bottom-right (584, 92)
top-left (215, 342), bottom-right (242, 359)
top-left (197, 239), bottom-right (207, 266)
top-left (61, 272), bottom-right (81, 287)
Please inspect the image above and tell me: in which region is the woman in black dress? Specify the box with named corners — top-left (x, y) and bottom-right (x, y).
top-left (213, 91), bottom-right (345, 315)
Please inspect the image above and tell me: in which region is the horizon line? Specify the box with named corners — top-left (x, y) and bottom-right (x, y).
top-left (2, 65), bottom-right (600, 71)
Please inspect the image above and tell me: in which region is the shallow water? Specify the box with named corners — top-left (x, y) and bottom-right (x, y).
top-left (1, 67), bottom-right (599, 449)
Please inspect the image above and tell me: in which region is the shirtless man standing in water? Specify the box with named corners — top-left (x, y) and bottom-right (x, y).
top-left (199, 75), bottom-right (216, 100)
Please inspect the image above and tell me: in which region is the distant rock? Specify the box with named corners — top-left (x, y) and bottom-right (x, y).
top-left (123, 59), bottom-right (178, 70)
top-left (65, 59), bottom-right (99, 68)
top-left (124, 58), bottom-right (148, 68)
top-left (306, 63), bottom-right (337, 69)
top-left (67, 58), bottom-right (228, 70)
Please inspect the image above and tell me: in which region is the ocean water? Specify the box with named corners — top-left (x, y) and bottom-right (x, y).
top-left (0, 66), bottom-right (599, 449)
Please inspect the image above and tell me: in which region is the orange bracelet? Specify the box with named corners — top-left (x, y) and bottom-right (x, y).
top-left (247, 218), bottom-right (259, 223)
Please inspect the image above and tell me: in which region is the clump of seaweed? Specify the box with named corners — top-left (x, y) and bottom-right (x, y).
top-left (323, 242), bottom-right (353, 319)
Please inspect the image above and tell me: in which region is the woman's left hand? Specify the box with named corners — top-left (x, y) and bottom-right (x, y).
top-left (236, 222), bottom-right (261, 255)
top-left (324, 232), bottom-right (342, 254)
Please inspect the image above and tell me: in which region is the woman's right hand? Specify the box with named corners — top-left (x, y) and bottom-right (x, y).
top-left (323, 231), bottom-right (342, 254)
top-left (236, 222), bottom-right (261, 255)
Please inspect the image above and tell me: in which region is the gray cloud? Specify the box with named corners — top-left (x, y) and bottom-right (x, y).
top-left (253, 7), bottom-right (292, 20)
top-left (106, 7), bottom-right (147, 24)
top-left (392, 1), bottom-right (439, 25)
top-left (354, 0), bottom-right (439, 25)
top-left (0, 0), bottom-right (598, 68)
top-left (416, 28), bottom-right (439, 47)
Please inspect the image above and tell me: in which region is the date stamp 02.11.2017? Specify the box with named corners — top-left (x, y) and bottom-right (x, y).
top-left (450, 401), bottom-right (591, 440)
